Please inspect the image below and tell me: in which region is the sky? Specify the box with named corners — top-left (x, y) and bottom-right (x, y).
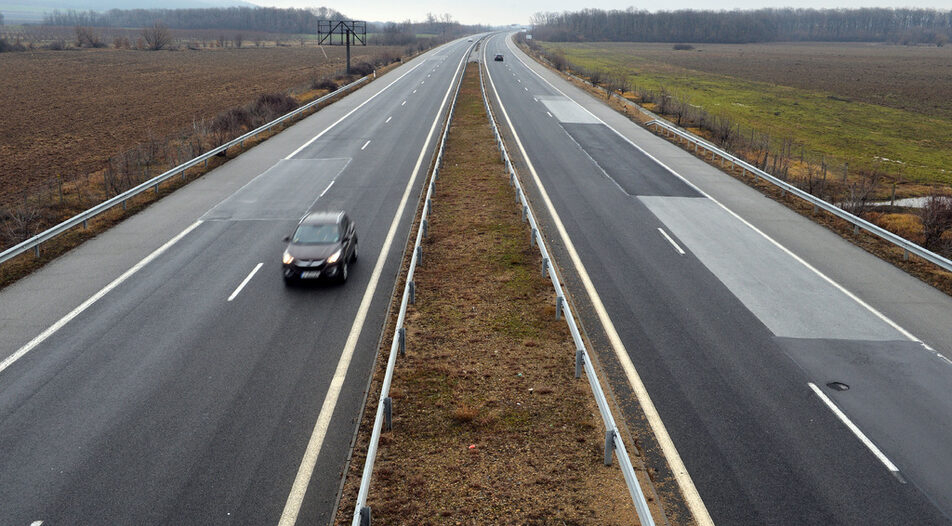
top-left (248, 0), bottom-right (952, 27)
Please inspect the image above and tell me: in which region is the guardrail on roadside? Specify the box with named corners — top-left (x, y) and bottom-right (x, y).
top-left (480, 50), bottom-right (657, 526)
top-left (644, 118), bottom-right (952, 274)
top-left (0, 75), bottom-right (372, 268)
top-left (349, 44), bottom-right (469, 526)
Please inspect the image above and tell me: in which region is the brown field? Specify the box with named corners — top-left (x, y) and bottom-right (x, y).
top-left (598, 41), bottom-right (952, 120)
top-left (0, 45), bottom-right (400, 205)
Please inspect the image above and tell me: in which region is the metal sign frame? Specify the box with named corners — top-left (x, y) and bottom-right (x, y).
top-left (317, 20), bottom-right (366, 46)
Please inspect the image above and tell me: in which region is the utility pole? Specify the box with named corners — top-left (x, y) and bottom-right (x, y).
top-left (317, 20), bottom-right (366, 75)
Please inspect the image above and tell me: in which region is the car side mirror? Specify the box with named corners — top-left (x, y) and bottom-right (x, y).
top-left (282, 235), bottom-right (291, 242)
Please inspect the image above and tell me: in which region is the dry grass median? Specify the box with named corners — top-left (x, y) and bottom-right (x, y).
top-left (334, 62), bottom-right (656, 524)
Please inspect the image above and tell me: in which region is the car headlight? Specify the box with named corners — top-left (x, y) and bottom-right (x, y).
top-left (282, 251), bottom-right (294, 265)
top-left (327, 248), bottom-right (343, 264)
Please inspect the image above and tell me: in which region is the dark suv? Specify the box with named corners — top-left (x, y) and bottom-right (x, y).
top-left (494, 53), bottom-right (504, 61)
top-left (282, 211), bottom-right (357, 285)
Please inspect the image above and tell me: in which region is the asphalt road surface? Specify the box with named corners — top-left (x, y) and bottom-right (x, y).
top-left (0, 37), bottom-right (477, 525)
top-left (483, 33), bottom-right (952, 525)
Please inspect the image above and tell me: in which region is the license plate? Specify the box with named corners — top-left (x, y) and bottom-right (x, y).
top-left (300, 271), bottom-right (321, 279)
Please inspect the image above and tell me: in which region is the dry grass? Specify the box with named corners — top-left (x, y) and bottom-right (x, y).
top-left (334, 63), bottom-right (656, 525)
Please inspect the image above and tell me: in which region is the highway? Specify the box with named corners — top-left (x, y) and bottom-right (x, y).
top-left (483, 33), bottom-right (952, 525)
top-left (0, 37), bottom-right (476, 524)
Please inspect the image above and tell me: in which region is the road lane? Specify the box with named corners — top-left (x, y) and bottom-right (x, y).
top-left (485, 33), bottom-right (952, 524)
top-left (0, 37), bottom-right (476, 525)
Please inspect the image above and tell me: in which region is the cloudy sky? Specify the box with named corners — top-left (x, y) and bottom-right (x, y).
top-left (248, 0), bottom-right (951, 26)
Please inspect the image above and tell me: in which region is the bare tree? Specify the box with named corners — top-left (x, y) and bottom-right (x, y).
top-left (920, 193), bottom-right (952, 251)
top-left (75, 26), bottom-right (105, 48)
top-left (233, 33), bottom-right (243, 48)
top-left (142, 22), bottom-right (172, 51)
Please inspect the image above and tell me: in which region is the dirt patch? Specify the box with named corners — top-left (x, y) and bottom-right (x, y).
top-left (0, 45), bottom-right (401, 205)
top-left (334, 62), bottom-right (655, 524)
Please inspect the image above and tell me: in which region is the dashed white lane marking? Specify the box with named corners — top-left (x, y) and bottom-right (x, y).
top-left (31, 521), bottom-right (43, 526)
top-left (401, 100), bottom-right (406, 106)
top-left (385, 116), bottom-right (392, 123)
top-left (413, 89), bottom-right (417, 94)
top-left (277, 39), bottom-right (472, 526)
top-left (546, 111), bottom-right (553, 118)
top-left (658, 228), bottom-right (685, 255)
top-left (361, 140), bottom-right (371, 150)
top-left (285, 60), bottom-right (425, 159)
top-left (524, 87), bottom-right (528, 91)
top-left (227, 262), bottom-right (263, 302)
top-left (487, 34), bottom-right (714, 526)
top-left (0, 221), bottom-right (203, 377)
top-left (808, 383), bottom-right (902, 478)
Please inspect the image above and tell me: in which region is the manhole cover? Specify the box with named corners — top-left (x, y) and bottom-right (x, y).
top-left (827, 381), bottom-right (850, 391)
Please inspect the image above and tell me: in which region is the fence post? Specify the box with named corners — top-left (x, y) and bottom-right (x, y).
top-left (383, 397), bottom-right (393, 431)
top-left (604, 429), bottom-right (616, 466)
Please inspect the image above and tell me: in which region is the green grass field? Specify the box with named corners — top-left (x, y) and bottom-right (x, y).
top-left (541, 42), bottom-right (952, 185)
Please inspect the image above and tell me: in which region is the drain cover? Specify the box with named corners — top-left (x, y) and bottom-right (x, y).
top-left (827, 381), bottom-right (850, 391)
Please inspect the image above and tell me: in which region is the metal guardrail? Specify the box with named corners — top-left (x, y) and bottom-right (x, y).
top-left (645, 118), bottom-right (952, 273)
top-left (350, 44), bottom-right (469, 526)
top-left (0, 75), bottom-right (372, 267)
top-left (480, 49), bottom-right (656, 526)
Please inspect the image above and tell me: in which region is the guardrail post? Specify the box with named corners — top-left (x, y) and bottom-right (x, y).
top-left (383, 397), bottom-right (393, 431)
top-left (904, 249), bottom-right (910, 261)
top-left (359, 505), bottom-right (372, 526)
top-left (83, 219), bottom-right (88, 229)
top-left (530, 228), bottom-right (537, 247)
top-left (426, 198), bottom-right (432, 215)
top-left (555, 295), bottom-right (563, 320)
top-left (416, 245), bottom-right (423, 267)
top-left (422, 219), bottom-right (428, 238)
top-left (34, 245), bottom-right (40, 257)
top-left (522, 205), bottom-right (528, 222)
top-left (409, 281), bottom-right (415, 304)
top-left (542, 257), bottom-right (549, 278)
top-left (515, 187), bottom-right (521, 204)
top-left (398, 327), bottom-right (406, 356)
top-left (430, 180), bottom-right (435, 197)
top-left (153, 183), bottom-right (159, 196)
top-left (575, 349), bottom-right (584, 378)
top-left (604, 429), bottom-right (616, 466)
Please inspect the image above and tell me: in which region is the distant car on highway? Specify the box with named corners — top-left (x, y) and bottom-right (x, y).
top-left (282, 211), bottom-right (357, 285)
top-left (494, 53), bottom-right (504, 61)
top-left (468, 38), bottom-right (473, 42)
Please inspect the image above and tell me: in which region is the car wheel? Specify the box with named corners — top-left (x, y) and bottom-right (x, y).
top-left (351, 242), bottom-right (358, 263)
top-left (339, 261), bottom-right (349, 284)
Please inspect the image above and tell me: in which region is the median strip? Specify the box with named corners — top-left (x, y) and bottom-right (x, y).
top-left (335, 62), bottom-right (654, 524)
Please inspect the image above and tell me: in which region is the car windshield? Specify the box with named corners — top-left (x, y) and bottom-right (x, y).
top-left (292, 223), bottom-right (339, 244)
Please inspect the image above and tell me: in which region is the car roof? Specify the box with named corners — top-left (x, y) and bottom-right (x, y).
top-left (300, 210), bottom-right (344, 225)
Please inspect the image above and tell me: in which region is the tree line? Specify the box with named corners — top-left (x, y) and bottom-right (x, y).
top-left (530, 8), bottom-right (952, 44)
top-left (42, 7), bottom-right (346, 34)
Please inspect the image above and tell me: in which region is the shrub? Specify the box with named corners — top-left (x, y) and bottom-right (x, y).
top-left (211, 107), bottom-right (252, 145)
top-left (349, 61), bottom-right (374, 76)
top-left (312, 78), bottom-right (338, 91)
top-left (673, 44), bottom-right (695, 50)
top-left (0, 37), bottom-right (26, 52)
top-left (250, 93), bottom-right (298, 124)
top-left (920, 194), bottom-right (952, 251)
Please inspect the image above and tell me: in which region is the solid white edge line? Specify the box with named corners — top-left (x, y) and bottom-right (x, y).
top-left (808, 383), bottom-right (901, 474)
top-left (277, 41), bottom-right (472, 526)
top-left (658, 228), bottom-right (686, 255)
top-left (484, 35), bottom-right (714, 526)
top-left (0, 221), bottom-right (203, 376)
top-left (361, 140), bottom-right (371, 151)
top-left (284, 60), bottom-right (426, 160)
top-left (320, 180), bottom-right (335, 197)
top-left (227, 262), bottom-right (263, 302)
top-left (504, 34), bottom-right (925, 347)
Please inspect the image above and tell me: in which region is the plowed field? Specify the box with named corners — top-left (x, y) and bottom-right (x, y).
top-left (0, 46), bottom-right (399, 204)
